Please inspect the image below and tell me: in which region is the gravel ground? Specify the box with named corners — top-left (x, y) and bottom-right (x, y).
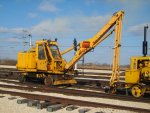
top-left (0, 86), bottom-right (149, 110)
top-left (0, 94), bottom-right (136, 113)
top-left (0, 67), bottom-right (147, 113)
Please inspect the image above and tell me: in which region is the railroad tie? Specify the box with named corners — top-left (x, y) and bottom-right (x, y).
top-left (78, 108), bottom-right (90, 113)
top-left (47, 104), bottom-right (64, 112)
top-left (0, 96), bottom-right (5, 98)
top-left (17, 99), bottom-right (29, 104)
top-left (37, 101), bottom-right (51, 109)
top-left (8, 97), bottom-right (17, 100)
top-left (95, 111), bottom-right (105, 113)
top-left (66, 105), bottom-right (78, 111)
top-left (27, 100), bottom-right (40, 107)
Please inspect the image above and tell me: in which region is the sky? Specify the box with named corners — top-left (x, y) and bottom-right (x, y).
top-left (0, 0), bottom-right (150, 65)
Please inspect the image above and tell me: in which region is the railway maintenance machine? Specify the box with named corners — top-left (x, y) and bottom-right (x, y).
top-left (125, 26), bottom-right (150, 97)
top-left (17, 11), bottom-right (124, 86)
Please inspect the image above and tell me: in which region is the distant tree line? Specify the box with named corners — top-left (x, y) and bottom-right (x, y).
top-left (0, 59), bottom-right (17, 65)
top-left (77, 62), bottom-right (129, 70)
top-left (0, 59), bottom-right (129, 70)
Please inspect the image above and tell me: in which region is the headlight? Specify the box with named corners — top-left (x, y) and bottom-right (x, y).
top-left (146, 71), bottom-right (149, 74)
top-left (144, 71), bottom-right (150, 77)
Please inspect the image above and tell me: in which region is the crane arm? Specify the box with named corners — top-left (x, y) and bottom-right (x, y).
top-left (65, 10), bottom-right (124, 85)
top-left (61, 46), bottom-right (74, 55)
top-left (64, 30), bottom-right (114, 70)
top-left (110, 11), bottom-right (124, 87)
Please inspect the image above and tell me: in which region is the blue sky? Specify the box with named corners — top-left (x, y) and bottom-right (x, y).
top-left (0, 0), bottom-right (150, 65)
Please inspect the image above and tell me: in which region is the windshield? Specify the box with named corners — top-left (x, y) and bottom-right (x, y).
top-left (49, 45), bottom-right (61, 59)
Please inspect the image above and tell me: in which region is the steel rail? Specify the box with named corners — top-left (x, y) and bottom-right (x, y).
top-left (0, 82), bottom-right (149, 103)
top-left (0, 90), bottom-right (149, 113)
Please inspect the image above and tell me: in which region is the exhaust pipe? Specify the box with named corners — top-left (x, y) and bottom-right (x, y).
top-left (143, 25), bottom-right (148, 57)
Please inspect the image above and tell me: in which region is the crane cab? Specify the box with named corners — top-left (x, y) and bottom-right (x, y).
top-left (35, 40), bottom-right (66, 73)
top-left (125, 56), bottom-right (150, 84)
top-left (17, 39), bottom-right (76, 86)
top-left (17, 39), bottom-right (66, 73)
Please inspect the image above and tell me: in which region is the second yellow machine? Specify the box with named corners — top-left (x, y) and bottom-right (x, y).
top-left (125, 26), bottom-right (150, 97)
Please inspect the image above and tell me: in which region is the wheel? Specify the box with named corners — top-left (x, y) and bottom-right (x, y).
top-left (109, 87), bottom-right (117, 94)
top-left (131, 85), bottom-right (145, 97)
top-left (18, 75), bottom-right (26, 83)
top-left (109, 83), bottom-right (117, 94)
top-left (44, 76), bottom-right (53, 86)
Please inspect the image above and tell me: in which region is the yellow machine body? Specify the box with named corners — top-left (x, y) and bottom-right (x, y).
top-left (125, 70), bottom-right (140, 84)
top-left (17, 40), bottom-right (76, 85)
top-left (125, 56), bottom-right (150, 84)
top-left (17, 52), bottom-right (36, 71)
top-left (125, 56), bottom-right (150, 97)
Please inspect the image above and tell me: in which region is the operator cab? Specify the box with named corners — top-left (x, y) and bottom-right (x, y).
top-left (36, 39), bottom-right (65, 72)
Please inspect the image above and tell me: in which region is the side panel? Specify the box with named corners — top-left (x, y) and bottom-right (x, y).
top-left (17, 52), bottom-right (36, 69)
top-left (125, 70), bottom-right (140, 84)
top-left (37, 60), bottom-right (47, 70)
top-left (27, 53), bottom-right (36, 69)
top-left (17, 52), bottom-right (26, 69)
top-left (130, 58), bottom-right (137, 70)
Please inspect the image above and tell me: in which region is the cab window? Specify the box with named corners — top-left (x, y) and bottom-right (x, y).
top-left (38, 45), bottom-right (45, 60)
top-left (49, 45), bottom-right (61, 59)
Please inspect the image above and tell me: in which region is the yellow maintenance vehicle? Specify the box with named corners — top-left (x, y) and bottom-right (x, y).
top-left (16, 11), bottom-right (124, 86)
top-left (125, 26), bottom-right (150, 97)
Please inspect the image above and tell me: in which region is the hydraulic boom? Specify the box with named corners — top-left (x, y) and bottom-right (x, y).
top-left (64, 11), bottom-right (124, 87)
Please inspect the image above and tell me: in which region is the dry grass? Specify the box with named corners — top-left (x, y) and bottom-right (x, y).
top-left (0, 59), bottom-right (129, 70)
top-left (0, 59), bottom-right (17, 65)
top-left (77, 63), bottom-right (129, 70)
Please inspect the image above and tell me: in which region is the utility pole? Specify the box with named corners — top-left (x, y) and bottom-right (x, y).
top-left (74, 38), bottom-right (78, 70)
top-left (22, 30), bottom-right (27, 52)
top-left (22, 30), bottom-right (33, 51)
top-left (143, 25), bottom-right (148, 56)
top-left (28, 34), bottom-right (32, 48)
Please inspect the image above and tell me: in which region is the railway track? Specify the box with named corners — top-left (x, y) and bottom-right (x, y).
top-left (0, 68), bottom-right (150, 112)
top-left (0, 79), bottom-right (150, 103)
top-left (0, 79), bottom-right (103, 90)
top-left (0, 69), bottom-right (125, 86)
top-left (0, 90), bottom-right (150, 113)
